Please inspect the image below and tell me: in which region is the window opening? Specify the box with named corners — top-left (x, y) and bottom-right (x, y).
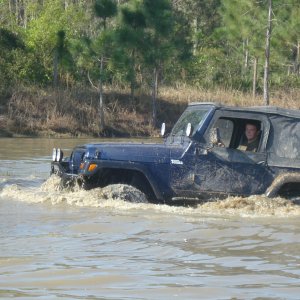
top-left (212, 117), bottom-right (262, 152)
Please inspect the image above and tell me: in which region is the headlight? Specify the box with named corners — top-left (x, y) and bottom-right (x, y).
top-left (52, 148), bottom-right (64, 162)
top-left (57, 148), bottom-right (63, 162)
top-left (52, 148), bottom-right (57, 162)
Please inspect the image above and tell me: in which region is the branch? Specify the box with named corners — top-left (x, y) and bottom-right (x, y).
top-left (87, 71), bottom-right (99, 91)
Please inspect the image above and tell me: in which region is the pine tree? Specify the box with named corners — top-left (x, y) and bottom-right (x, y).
top-left (94, 0), bottom-right (117, 133)
top-left (113, 0), bottom-right (147, 100)
top-left (141, 0), bottom-right (175, 127)
top-left (220, 0), bottom-right (267, 93)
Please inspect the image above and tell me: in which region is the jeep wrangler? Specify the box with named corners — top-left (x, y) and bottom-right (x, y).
top-left (51, 102), bottom-right (300, 204)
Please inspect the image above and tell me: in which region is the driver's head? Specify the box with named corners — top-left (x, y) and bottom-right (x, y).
top-left (245, 121), bottom-right (260, 142)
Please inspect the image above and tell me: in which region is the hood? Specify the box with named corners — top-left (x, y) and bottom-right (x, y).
top-left (80, 141), bottom-right (187, 164)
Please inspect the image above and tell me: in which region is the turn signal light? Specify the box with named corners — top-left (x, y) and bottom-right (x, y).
top-left (88, 163), bottom-right (97, 172)
top-left (79, 163), bottom-right (85, 169)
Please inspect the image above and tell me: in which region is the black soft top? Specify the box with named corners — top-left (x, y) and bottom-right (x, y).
top-left (189, 102), bottom-right (300, 118)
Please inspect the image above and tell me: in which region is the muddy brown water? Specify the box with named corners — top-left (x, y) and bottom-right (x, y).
top-left (1, 138), bottom-right (300, 299)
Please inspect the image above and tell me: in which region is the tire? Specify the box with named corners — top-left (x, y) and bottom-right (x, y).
top-left (266, 173), bottom-right (300, 198)
top-left (101, 184), bottom-right (149, 203)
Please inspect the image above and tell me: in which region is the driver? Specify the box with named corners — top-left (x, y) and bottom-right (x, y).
top-left (238, 121), bottom-right (260, 152)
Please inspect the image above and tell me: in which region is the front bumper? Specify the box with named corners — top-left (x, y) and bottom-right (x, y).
top-left (51, 161), bottom-right (70, 176)
top-left (51, 161), bottom-right (80, 188)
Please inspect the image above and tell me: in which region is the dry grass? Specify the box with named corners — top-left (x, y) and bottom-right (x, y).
top-left (159, 86), bottom-right (300, 109)
top-left (1, 84), bottom-right (300, 137)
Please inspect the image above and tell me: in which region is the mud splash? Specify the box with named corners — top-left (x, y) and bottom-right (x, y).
top-left (1, 175), bottom-right (300, 217)
top-left (199, 195), bottom-right (300, 217)
top-left (0, 176), bottom-right (147, 207)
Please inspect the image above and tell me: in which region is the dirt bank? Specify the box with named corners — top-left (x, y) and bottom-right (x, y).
top-left (1, 86), bottom-right (299, 138)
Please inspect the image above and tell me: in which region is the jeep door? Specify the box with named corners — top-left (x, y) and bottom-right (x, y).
top-left (190, 111), bottom-right (273, 197)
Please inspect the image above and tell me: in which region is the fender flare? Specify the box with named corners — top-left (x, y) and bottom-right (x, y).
top-left (265, 173), bottom-right (300, 197)
top-left (90, 160), bottom-right (165, 200)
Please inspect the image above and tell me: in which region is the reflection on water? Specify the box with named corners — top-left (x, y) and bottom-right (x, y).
top-left (1, 138), bottom-right (300, 299)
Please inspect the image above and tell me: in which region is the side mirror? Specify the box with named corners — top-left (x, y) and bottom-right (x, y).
top-left (160, 123), bottom-right (166, 137)
top-left (185, 123), bottom-right (193, 137)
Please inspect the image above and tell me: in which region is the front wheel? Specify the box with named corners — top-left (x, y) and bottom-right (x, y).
top-left (101, 184), bottom-right (148, 203)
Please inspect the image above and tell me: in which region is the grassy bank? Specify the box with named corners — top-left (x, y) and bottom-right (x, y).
top-left (1, 85), bottom-right (300, 138)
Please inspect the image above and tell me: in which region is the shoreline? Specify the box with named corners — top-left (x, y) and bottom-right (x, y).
top-left (1, 86), bottom-right (299, 139)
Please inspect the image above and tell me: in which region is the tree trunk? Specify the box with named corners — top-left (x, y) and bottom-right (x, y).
top-left (98, 18), bottom-right (107, 134)
top-left (244, 39), bottom-right (249, 69)
top-left (130, 50), bottom-right (136, 102)
top-left (99, 56), bottom-right (105, 133)
top-left (252, 57), bottom-right (258, 99)
top-left (263, 0), bottom-right (272, 106)
top-left (152, 67), bottom-right (158, 127)
top-left (15, 0), bottom-right (19, 24)
top-left (130, 81), bottom-right (135, 102)
top-left (53, 49), bottom-right (58, 87)
top-left (21, 0), bottom-right (27, 29)
top-left (295, 40), bottom-right (300, 75)
top-left (8, 0), bottom-right (12, 19)
top-left (192, 17), bottom-right (198, 55)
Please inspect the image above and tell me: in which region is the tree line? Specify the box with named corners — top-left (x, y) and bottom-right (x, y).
top-left (0, 0), bottom-right (299, 127)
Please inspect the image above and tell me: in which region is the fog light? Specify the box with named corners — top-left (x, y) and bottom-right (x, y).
top-left (88, 163), bottom-right (97, 172)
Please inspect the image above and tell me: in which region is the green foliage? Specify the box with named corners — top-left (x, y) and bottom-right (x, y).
top-left (0, 28), bottom-right (24, 50)
top-left (0, 0), bottom-right (299, 101)
top-left (109, 1), bottom-right (146, 88)
top-left (121, 5), bottom-right (146, 29)
top-left (272, 0), bottom-right (300, 75)
top-left (0, 28), bottom-right (26, 97)
top-left (140, 0), bottom-right (179, 74)
top-left (94, 0), bottom-right (118, 20)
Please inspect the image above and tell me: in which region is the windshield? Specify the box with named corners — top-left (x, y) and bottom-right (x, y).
top-left (169, 107), bottom-right (210, 141)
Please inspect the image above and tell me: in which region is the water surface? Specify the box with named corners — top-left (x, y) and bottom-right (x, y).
top-left (1, 138), bottom-right (300, 299)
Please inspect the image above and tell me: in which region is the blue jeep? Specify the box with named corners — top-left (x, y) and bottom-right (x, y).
top-left (51, 102), bottom-right (300, 204)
